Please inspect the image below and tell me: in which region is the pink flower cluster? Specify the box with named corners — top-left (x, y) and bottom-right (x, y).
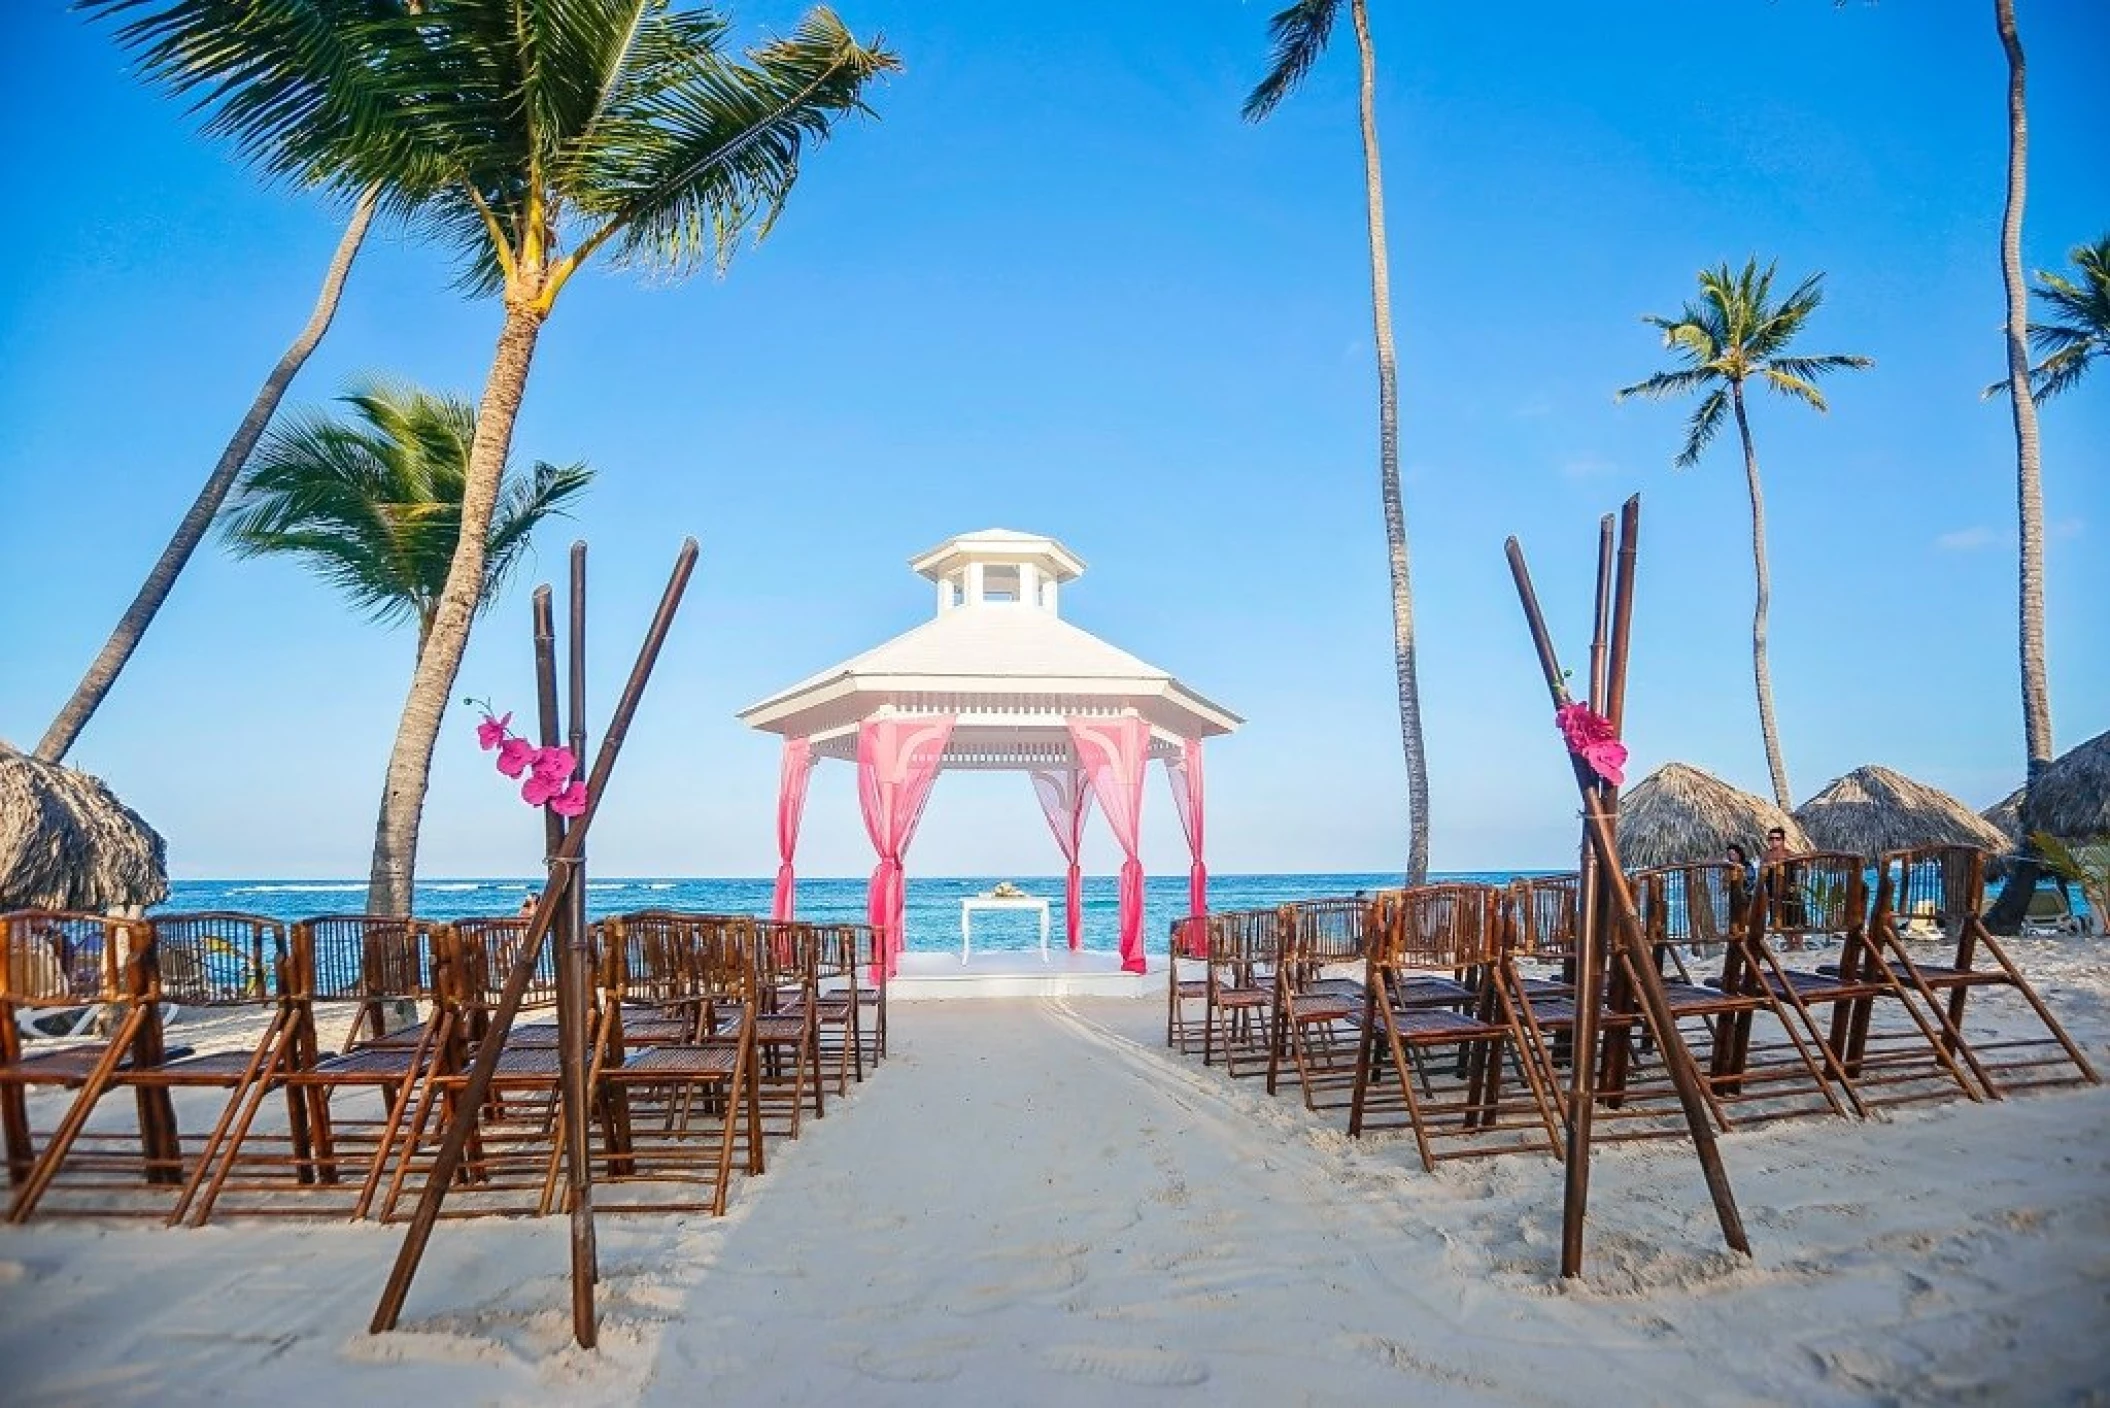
top-left (475, 708), bottom-right (588, 817)
top-left (1554, 701), bottom-right (1628, 786)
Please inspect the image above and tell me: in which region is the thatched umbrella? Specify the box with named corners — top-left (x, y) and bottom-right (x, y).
top-left (0, 739), bottom-right (168, 912)
top-left (1617, 762), bottom-right (1810, 869)
top-left (1981, 728), bottom-right (2110, 843)
top-left (1793, 764), bottom-right (2011, 858)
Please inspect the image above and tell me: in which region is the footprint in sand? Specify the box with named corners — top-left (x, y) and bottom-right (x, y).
top-left (1038, 1345), bottom-right (1209, 1387)
top-left (853, 1338), bottom-right (971, 1383)
top-left (940, 1255), bottom-right (1087, 1315)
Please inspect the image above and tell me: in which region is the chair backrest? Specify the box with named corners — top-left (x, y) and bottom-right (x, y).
top-left (1281, 896), bottom-right (1373, 971)
top-left (1873, 845), bottom-right (1985, 940)
top-left (604, 912), bottom-right (705, 1006)
top-left (1632, 863), bottom-right (1740, 949)
top-left (289, 915), bottom-right (449, 1004)
top-left (1751, 853), bottom-right (1867, 940)
top-left (450, 916), bottom-right (569, 1015)
top-left (0, 910), bottom-right (138, 1007)
top-left (1505, 875), bottom-right (1580, 960)
top-left (146, 912), bottom-right (286, 1006)
top-left (1384, 884), bottom-right (1501, 970)
top-left (1204, 908), bottom-right (1282, 978)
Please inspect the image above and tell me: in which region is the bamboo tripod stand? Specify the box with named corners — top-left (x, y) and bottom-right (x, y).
top-left (1506, 496), bottom-right (1751, 1276)
top-left (371, 537), bottom-right (699, 1347)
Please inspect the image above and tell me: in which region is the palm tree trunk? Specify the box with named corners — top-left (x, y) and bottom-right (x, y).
top-left (364, 299), bottom-right (547, 915)
top-left (1730, 384), bottom-right (1793, 809)
top-left (35, 191), bottom-right (379, 764)
top-left (1988, 0), bottom-right (2051, 933)
top-left (1351, 0), bottom-right (1430, 885)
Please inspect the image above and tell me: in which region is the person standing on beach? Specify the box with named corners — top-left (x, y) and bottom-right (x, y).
top-left (518, 892), bottom-right (538, 917)
top-left (1760, 826), bottom-right (1805, 950)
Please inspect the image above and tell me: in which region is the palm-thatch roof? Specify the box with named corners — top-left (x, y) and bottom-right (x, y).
top-left (1617, 762), bottom-right (1810, 869)
top-left (1793, 764), bottom-right (2010, 858)
top-left (1980, 728), bottom-right (2110, 843)
top-left (0, 740), bottom-right (168, 912)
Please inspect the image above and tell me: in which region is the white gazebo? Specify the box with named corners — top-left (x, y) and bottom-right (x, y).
top-left (738, 529), bottom-right (1241, 976)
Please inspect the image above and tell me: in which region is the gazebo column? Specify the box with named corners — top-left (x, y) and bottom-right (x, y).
top-left (856, 715), bottom-right (957, 979)
top-left (1165, 738), bottom-right (1208, 956)
top-left (1067, 715), bottom-right (1152, 974)
top-left (770, 736), bottom-right (816, 921)
top-left (1031, 764), bottom-right (1095, 951)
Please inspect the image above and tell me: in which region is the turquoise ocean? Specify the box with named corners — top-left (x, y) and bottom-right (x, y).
top-left (155, 873), bottom-right (1539, 956)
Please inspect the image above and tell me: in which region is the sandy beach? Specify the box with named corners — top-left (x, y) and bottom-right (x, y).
top-left (3, 936), bottom-right (2107, 1406)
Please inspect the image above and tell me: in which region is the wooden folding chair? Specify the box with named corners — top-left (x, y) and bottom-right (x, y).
top-left (1199, 909), bottom-right (1280, 1077)
top-left (1166, 916), bottom-right (1209, 1053)
top-left (1348, 884), bottom-right (1561, 1171)
top-left (1732, 854), bottom-right (1978, 1112)
top-left (779, 922), bottom-right (870, 1093)
top-left (1266, 897), bottom-right (1374, 1114)
top-left (177, 914), bottom-right (457, 1223)
top-left (1866, 846), bottom-right (2098, 1099)
top-left (1, 912), bottom-right (156, 1195)
top-left (377, 916), bottom-right (599, 1221)
top-left (7, 913), bottom-right (289, 1221)
top-left (751, 920), bottom-right (825, 1138)
top-left (595, 914), bottom-right (762, 1215)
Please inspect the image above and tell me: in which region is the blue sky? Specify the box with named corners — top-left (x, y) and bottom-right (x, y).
top-left (1, 1), bottom-right (2104, 882)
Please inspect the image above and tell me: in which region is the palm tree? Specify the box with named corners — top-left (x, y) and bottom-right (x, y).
top-left (34, 193), bottom-right (377, 766)
top-left (92, 1), bottom-right (898, 912)
top-left (1244, 0), bottom-right (1430, 884)
top-left (2019, 234), bottom-right (2110, 400)
top-left (1616, 260), bottom-right (1871, 809)
top-left (222, 379), bottom-right (591, 657)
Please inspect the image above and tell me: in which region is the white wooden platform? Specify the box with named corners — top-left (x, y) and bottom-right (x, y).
top-left (887, 949), bottom-right (1154, 1001)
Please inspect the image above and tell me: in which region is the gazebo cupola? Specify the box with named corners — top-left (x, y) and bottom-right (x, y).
top-left (739, 529), bottom-right (1241, 977)
top-left (915, 528), bottom-right (1084, 615)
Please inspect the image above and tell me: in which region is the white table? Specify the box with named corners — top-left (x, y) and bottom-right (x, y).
top-left (960, 896), bottom-right (1052, 964)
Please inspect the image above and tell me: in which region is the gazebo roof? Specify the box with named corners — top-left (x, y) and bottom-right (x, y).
top-left (738, 529), bottom-right (1240, 766)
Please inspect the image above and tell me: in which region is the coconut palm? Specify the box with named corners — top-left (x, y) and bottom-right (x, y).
top-left (1616, 259), bottom-right (1871, 810)
top-left (1244, 0), bottom-right (1430, 884)
top-left (34, 193), bottom-right (377, 767)
top-left (2017, 235), bottom-right (2110, 401)
top-left (90, 0), bottom-right (898, 912)
top-left (222, 380), bottom-right (591, 656)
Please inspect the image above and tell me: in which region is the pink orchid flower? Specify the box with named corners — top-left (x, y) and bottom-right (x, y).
top-left (521, 770), bottom-right (564, 806)
top-left (549, 781), bottom-right (589, 818)
top-left (1554, 702), bottom-right (1627, 785)
top-left (496, 736), bottom-right (538, 779)
top-left (529, 745), bottom-right (576, 784)
top-left (476, 711), bottom-right (513, 751)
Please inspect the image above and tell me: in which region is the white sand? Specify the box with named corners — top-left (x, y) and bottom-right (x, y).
top-left (3, 941), bottom-right (2107, 1405)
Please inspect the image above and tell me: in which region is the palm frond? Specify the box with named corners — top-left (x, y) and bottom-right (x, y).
top-left (2028, 344), bottom-right (2097, 402)
top-left (1674, 387), bottom-right (1729, 468)
top-left (1766, 353), bottom-right (1871, 381)
top-left (1614, 367), bottom-right (1715, 402)
top-left (1759, 367), bottom-right (1829, 411)
top-left (1242, 0), bottom-right (1342, 122)
top-left (571, 6), bottom-right (897, 283)
top-left (219, 378), bottom-right (587, 631)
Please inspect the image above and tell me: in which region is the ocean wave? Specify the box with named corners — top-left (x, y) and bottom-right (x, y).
top-left (587, 881), bottom-right (628, 890)
top-left (647, 883), bottom-right (676, 891)
top-left (422, 883), bottom-right (483, 893)
top-left (231, 883), bottom-right (366, 893)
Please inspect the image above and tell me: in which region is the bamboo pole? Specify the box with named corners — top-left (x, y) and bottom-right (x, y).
top-left (1559, 514), bottom-right (1616, 1278)
top-left (1507, 525), bottom-right (1751, 1260)
top-left (563, 543), bottom-right (600, 1332)
top-left (371, 538), bottom-right (700, 1334)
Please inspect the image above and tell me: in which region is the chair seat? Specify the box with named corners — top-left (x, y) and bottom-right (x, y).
top-left (138, 1050), bottom-right (255, 1083)
top-left (1757, 968), bottom-right (1881, 1000)
top-left (1398, 975), bottom-right (1477, 1006)
top-left (1305, 977), bottom-right (1365, 999)
top-left (1213, 987), bottom-right (1270, 1009)
top-left (1390, 1008), bottom-right (1504, 1041)
top-left (310, 1045), bottom-right (433, 1078)
top-left (618, 1044), bottom-right (738, 1077)
top-left (490, 1046), bottom-right (565, 1078)
top-left (753, 1016), bottom-right (810, 1041)
top-left (0, 1048), bottom-right (108, 1083)
top-left (1286, 994), bottom-right (1358, 1023)
top-left (1173, 980), bottom-right (1208, 998)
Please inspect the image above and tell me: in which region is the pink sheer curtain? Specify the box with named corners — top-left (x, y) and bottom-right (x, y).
top-left (770, 736), bottom-right (816, 922)
top-left (1031, 765), bottom-right (1095, 950)
top-left (1067, 715), bottom-right (1151, 974)
top-left (1164, 738), bottom-right (1207, 957)
top-left (857, 716), bottom-right (956, 980)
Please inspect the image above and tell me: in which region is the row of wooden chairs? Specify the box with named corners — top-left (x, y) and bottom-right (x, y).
top-left (1164, 846), bottom-right (2097, 1171)
top-left (0, 909), bottom-right (887, 1224)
